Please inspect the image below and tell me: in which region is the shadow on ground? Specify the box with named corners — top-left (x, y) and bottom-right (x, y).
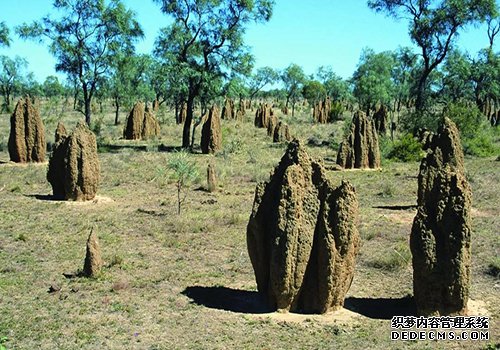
top-left (344, 296), bottom-right (416, 319)
top-left (182, 286), bottom-right (272, 314)
top-left (25, 194), bottom-right (62, 201)
top-left (373, 204), bottom-right (417, 210)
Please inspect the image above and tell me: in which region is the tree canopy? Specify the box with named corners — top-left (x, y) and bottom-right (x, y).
top-left (0, 22), bottom-right (10, 47)
top-left (17, 0), bottom-right (143, 125)
top-left (368, 0), bottom-right (498, 111)
top-left (154, 0), bottom-right (274, 147)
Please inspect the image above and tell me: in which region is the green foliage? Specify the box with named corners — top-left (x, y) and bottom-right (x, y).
top-left (0, 336), bottom-right (7, 350)
top-left (0, 22), bottom-right (10, 47)
top-left (247, 66), bottom-right (278, 99)
top-left (167, 152), bottom-right (199, 214)
top-left (0, 55), bottom-right (28, 111)
top-left (445, 102), bottom-right (485, 139)
top-left (154, 0), bottom-right (274, 146)
top-left (352, 48), bottom-right (395, 113)
top-left (441, 49), bottom-right (475, 102)
top-left (17, 0), bottom-right (144, 124)
top-left (463, 131), bottom-right (498, 157)
top-left (281, 63), bottom-right (306, 115)
top-left (329, 101), bottom-right (344, 121)
top-left (445, 102), bottom-right (498, 157)
top-left (399, 110), bottom-right (440, 133)
top-left (302, 80), bottom-right (326, 106)
top-left (387, 133), bottom-right (424, 162)
top-left (369, 242), bottom-right (411, 271)
top-left (42, 75), bottom-right (64, 98)
top-left (316, 66), bottom-right (352, 102)
top-left (369, 0), bottom-right (498, 111)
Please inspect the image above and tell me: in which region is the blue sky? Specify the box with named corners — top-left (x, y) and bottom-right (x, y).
top-left (0, 0), bottom-right (496, 82)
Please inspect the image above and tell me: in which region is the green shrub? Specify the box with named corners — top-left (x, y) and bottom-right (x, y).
top-left (387, 133), bottom-right (424, 162)
top-left (399, 110), bottom-right (440, 133)
top-left (445, 102), bottom-right (483, 140)
top-left (463, 131), bottom-right (497, 157)
top-left (329, 101), bottom-right (344, 122)
top-left (445, 102), bottom-right (498, 157)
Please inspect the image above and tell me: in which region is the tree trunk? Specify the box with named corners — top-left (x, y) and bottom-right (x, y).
top-left (182, 94), bottom-right (195, 148)
top-left (114, 99), bottom-right (120, 125)
top-left (82, 85), bottom-right (92, 126)
top-left (415, 70), bottom-right (430, 113)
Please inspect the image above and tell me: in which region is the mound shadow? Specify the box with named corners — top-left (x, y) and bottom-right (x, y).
top-left (344, 295), bottom-right (416, 320)
top-left (373, 204), bottom-right (417, 210)
top-left (25, 194), bottom-right (63, 201)
top-left (182, 286), bottom-right (272, 314)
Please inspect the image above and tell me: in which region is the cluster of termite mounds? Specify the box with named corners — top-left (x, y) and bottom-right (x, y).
top-left (411, 117), bottom-right (472, 316)
top-left (8, 96), bottom-right (46, 163)
top-left (47, 121), bottom-right (100, 201)
top-left (312, 97), bottom-right (332, 124)
top-left (123, 101), bottom-right (160, 140)
top-left (246, 118), bottom-right (471, 316)
top-left (247, 140), bottom-right (360, 313)
top-left (336, 111), bottom-right (381, 169)
top-left (255, 103), bottom-right (292, 143)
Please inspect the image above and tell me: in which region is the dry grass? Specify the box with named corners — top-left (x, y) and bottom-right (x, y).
top-left (0, 99), bottom-right (498, 349)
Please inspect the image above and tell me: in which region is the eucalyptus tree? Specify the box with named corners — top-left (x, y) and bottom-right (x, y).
top-left (17, 0), bottom-right (143, 125)
top-left (0, 55), bottom-right (28, 111)
top-left (368, 0), bottom-right (498, 112)
top-left (154, 0), bottom-right (275, 148)
top-left (0, 22), bottom-right (9, 47)
top-left (281, 63), bottom-right (306, 116)
top-left (247, 66), bottom-right (278, 106)
top-left (352, 48), bottom-right (395, 115)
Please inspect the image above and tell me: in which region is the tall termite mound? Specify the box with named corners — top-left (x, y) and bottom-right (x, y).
top-left (8, 96), bottom-right (46, 163)
top-left (47, 121), bottom-right (100, 201)
top-left (247, 140), bottom-right (360, 313)
top-left (255, 103), bottom-right (273, 128)
top-left (221, 98), bottom-right (235, 120)
top-left (313, 97), bottom-right (331, 124)
top-left (201, 105), bottom-right (222, 154)
top-left (411, 117), bottom-right (472, 316)
top-left (336, 111), bottom-right (380, 169)
top-left (123, 102), bottom-right (160, 140)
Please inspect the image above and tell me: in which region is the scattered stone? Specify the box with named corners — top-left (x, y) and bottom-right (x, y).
top-left (47, 121), bottom-right (100, 201)
top-left (123, 102), bottom-right (160, 140)
top-left (273, 121), bottom-right (291, 143)
top-left (8, 96), bottom-right (46, 163)
top-left (83, 229), bottom-right (103, 278)
top-left (411, 117), bottom-right (472, 316)
top-left (336, 111), bottom-right (381, 169)
top-left (201, 105), bottom-right (222, 154)
top-left (207, 162), bottom-right (217, 193)
top-left (247, 140), bottom-right (360, 313)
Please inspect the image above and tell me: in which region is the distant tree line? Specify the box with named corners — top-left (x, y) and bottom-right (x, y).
top-left (0, 0), bottom-right (498, 148)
